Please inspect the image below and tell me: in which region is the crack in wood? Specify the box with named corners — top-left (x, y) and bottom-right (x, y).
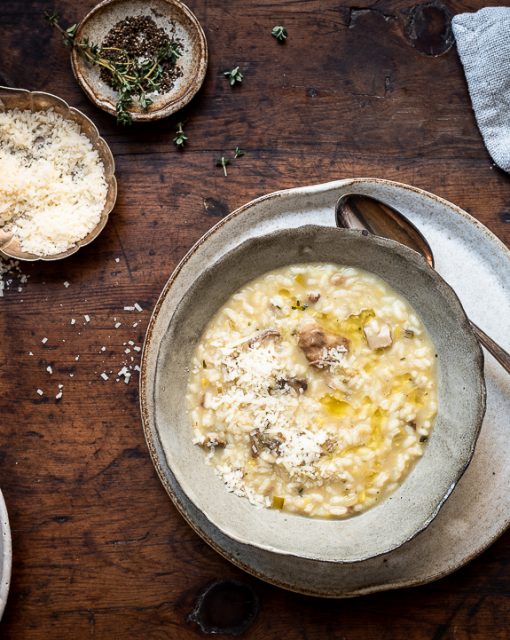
top-left (347, 5), bottom-right (397, 28)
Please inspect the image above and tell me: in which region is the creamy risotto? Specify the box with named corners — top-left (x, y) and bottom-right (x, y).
top-left (187, 263), bottom-right (437, 518)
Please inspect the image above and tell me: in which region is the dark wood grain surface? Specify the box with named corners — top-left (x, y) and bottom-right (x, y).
top-left (1, 0), bottom-right (509, 637)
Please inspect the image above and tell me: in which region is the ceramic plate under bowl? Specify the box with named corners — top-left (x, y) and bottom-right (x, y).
top-left (141, 219), bottom-right (485, 564)
top-left (141, 178), bottom-right (509, 596)
top-left (71, 0), bottom-right (208, 121)
top-left (0, 490), bottom-right (11, 620)
top-left (0, 86), bottom-right (117, 261)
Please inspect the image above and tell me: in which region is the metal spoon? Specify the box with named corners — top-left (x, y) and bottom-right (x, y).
top-left (336, 193), bottom-right (510, 374)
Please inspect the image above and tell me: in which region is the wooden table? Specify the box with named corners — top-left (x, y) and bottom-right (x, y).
top-left (1, 0), bottom-right (509, 637)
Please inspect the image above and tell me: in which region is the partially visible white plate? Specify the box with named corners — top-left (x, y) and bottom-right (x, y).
top-left (0, 490), bottom-right (11, 619)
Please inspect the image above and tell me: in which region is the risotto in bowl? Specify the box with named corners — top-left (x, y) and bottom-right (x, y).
top-left (143, 225), bottom-right (485, 563)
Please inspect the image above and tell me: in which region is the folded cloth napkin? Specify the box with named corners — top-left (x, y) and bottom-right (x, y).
top-left (453, 7), bottom-right (510, 172)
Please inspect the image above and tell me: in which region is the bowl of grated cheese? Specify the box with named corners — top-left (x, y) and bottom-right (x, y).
top-left (0, 86), bottom-right (117, 261)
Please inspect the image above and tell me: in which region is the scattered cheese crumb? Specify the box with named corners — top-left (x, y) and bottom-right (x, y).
top-left (46, 365), bottom-right (53, 374)
top-left (84, 314), bottom-right (90, 323)
top-left (124, 306), bottom-right (135, 311)
top-left (114, 322), bottom-right (121, 329)
top-left (41, 337), bottom-right (48, 344)
top-left (100, 372), bottom-right (109, 381)
top-left (36, 389), bottom-right (43, 396)
top-left (101, 346), bottom-right (106, 352)
top-left (115, 257), bottom-right (120, 263)
top-left (71, 318), bottom-right (76, 325)
top-left (134, 303), bottom-right (143, 312)
top-left (63, 281), bottom-right (70, 288)
top-left (0, 257), bottom-right (29, 297)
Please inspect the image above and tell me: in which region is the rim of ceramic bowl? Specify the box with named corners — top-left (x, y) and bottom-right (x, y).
top-left (0, 490), bottom-right (11, 620)
top-left (70, 0), bottom-right (208, 121)
top-left (140, 179), bottom-right (487, 565)
top-left (0, 86), bottom-right (117, 262)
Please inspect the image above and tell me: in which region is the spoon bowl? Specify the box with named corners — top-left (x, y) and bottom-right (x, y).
top-left (336, 193), bottom-right (510, 374)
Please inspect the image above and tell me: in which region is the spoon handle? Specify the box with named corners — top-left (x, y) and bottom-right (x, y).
top-left (470, 321), bottom-right (510, 374)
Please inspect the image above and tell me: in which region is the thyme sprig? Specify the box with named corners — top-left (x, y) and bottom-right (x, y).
top-left (215, 147), bottom-right (244, 177)
top-left (173, 122), bottom-right (187, 149)
top-left (45, 11), bottom-right (182, 125)
top-left (223, 66), bottom-right (244, 86)
top-left (272, 26), bottom-right (288, 42)
top-left (216, 156), bottom-right (230, 177)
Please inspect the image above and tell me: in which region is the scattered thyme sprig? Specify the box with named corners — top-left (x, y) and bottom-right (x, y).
top-left (173, 122), bottom-right (187, 149)
top-left (215, 147), bottom-right (244, 177)
top-left (272, 26), bottom-right (288, 42)
top-left (216, 156), bottom-right (230, 177)
top-left (223, 66), bottom-right (244, 86)
top-left (45, 11), bottom-right (182, 125)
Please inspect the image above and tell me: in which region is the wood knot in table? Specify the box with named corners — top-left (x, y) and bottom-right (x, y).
top-left (188, 579), bottom-right (259, 636)
top-left (203, 198), bottom-right (229, 218)
top-left (404, 2), bottom-right (454, 56)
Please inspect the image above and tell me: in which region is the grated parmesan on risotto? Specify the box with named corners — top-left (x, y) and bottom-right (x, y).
top-left (0, 108), bottom-right (107, 256)
top-left (187, 263), bottom-right (438, 519)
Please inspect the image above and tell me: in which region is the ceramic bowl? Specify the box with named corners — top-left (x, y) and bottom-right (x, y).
top-left (0, 86), bottom-right (117, 261)
top-left (141, 222), bottom-right (486, 564)
top-left (71, 0), bottom-right (208, 121)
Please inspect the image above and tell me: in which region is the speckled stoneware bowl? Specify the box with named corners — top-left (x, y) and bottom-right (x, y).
top-left (0, 490), bottom-right (11, 620)
top-left (71, 0), bottom-right (208, 121)
top-left (0, 86), bottom-right (117, 262)
top-left (141, 222), bottom-right (486, 564)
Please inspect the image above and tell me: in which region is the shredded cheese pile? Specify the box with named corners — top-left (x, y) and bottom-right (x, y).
top-left (0, 108), bottom-right (107, 256)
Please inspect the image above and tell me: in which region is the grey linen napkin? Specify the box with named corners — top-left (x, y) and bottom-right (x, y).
top-left (453, 7), bottom-right (510, 172)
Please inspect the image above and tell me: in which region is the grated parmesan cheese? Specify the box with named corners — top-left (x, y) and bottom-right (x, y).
top-left (0, 108), bottom-right (107, 256)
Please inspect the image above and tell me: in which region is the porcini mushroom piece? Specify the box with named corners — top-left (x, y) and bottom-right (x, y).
top-left (298, 322), bottom-right (349, 367)
top-left (248, 329), bottom-right (281, 347)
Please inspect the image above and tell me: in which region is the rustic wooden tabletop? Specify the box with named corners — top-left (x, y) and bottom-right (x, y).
top-left (1, 0), bottom-right (509, 637)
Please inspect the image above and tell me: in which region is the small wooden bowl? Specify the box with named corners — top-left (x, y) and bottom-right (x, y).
top-left (71, 0), bottom-right (208, 122)
top-left (0, 86), bottom-right (117, 261)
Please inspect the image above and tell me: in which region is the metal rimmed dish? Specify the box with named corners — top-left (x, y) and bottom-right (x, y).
top-left (71, 0), bottom-right (208, 122)
top-left (0, 86), bottom-right (117, 262)
top-left (140, 190), bottom-right (486, 567)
